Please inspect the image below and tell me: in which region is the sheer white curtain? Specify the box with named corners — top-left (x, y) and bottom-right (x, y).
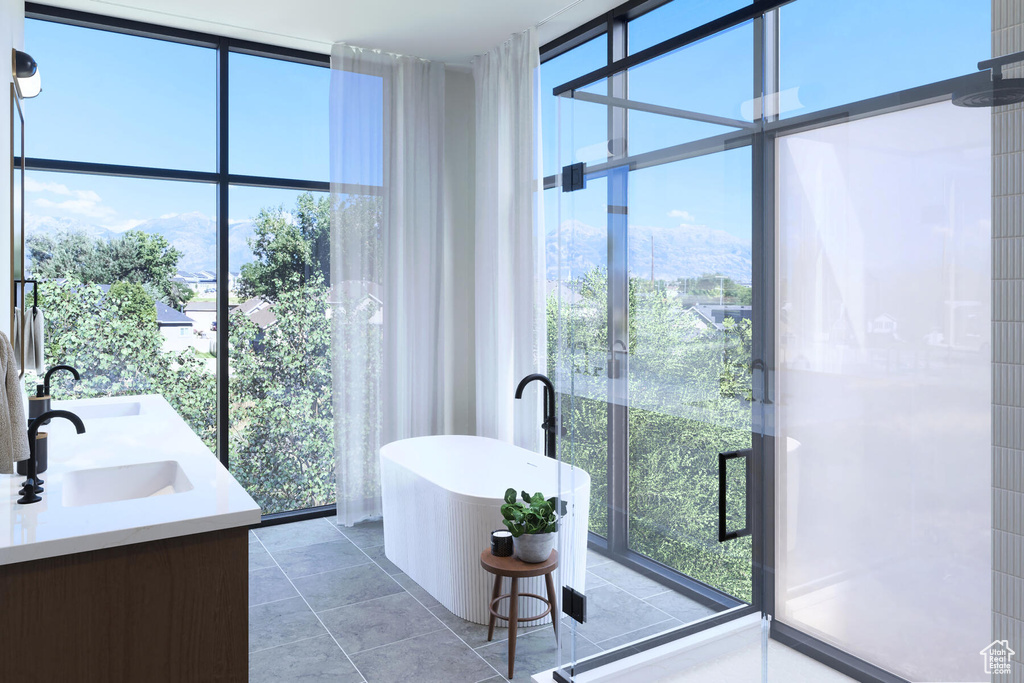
top-left (473, 28), bottom-right (546, 451)
top-left (329, 46), bottom-right (448, 526)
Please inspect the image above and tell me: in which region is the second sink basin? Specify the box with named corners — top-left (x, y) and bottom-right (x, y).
top-left (62, 460), bottom-right (193, 507)
top-left (68, 401), bottom-right (142, 420)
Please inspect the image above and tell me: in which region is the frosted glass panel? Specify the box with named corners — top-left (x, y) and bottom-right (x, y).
top-left (776, 102), bottom-right (990, 682)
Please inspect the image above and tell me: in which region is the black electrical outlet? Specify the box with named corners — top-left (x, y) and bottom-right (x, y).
top-left (562, 585), bottom-right (587, 624)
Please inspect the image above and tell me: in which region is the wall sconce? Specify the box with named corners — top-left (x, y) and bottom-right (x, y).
top-left (12, 50), bottom-right (40, 99)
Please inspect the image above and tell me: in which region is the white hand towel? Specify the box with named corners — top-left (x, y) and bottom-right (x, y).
top-left (27, 308), bottom-right (44, 375)
top-left (11, 307), bottom-right (22, 374)
top-left (0, 330), bottom-right (29, 474)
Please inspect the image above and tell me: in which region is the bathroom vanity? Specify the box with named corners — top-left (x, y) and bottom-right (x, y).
top-left (0, 394), bottom-right (260, 683)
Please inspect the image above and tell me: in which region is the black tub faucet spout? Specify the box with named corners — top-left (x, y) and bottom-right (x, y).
top-left (514, 373), bottom-right (558, 460)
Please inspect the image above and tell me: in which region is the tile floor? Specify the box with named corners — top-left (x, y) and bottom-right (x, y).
top-left (248, 516), bottom-right (715, 682)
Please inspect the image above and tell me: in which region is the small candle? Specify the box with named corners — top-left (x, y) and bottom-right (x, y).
top-left (491, 529), bottom-right (514, 557)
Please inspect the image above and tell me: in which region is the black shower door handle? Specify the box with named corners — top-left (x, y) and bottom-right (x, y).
top-left (718, 449), bottom-right (752, 543)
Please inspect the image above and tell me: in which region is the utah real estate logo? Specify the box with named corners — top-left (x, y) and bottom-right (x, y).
top-left (980, 640), bottom-right (1014, 675)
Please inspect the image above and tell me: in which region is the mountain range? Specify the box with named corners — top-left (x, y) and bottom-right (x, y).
top-left (26, 213), bottom-right (753, 284)
top-left (26, 212), bottom-right (256, 274)
top-left (548, 219), bottom-right (752, 283)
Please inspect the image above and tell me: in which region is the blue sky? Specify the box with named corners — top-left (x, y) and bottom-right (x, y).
top-left (23, 1), bottom-right (990, 246)
top-left (542, 0), bottom-right (989, 243)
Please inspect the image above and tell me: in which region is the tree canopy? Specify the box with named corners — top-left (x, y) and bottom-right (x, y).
top-left (28, 229), bottom-right (193, 309)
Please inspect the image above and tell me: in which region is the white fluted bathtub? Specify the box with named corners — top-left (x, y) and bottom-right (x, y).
top-left (380, 435), bottom-right (590, 626)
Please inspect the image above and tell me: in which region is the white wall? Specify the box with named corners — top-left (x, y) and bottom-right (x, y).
top-left (0, 0), bottom-right (23, 346)
top-left (443, 67), bottom-right (475, 435)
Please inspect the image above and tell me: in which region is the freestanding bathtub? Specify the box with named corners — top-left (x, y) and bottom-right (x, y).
top-left (380, 435), bottom-right (590, 626)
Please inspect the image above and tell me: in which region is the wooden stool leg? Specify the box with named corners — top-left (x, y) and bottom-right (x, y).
top-left (545, 571), bottom-right (559, 641)
top-left (508, 577), bottom-right (519, 679)
top-left (487, 574), bottom-right (502, 642)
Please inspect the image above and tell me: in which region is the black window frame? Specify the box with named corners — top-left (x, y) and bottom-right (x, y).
top-left (23, 3), bottom-right (374, 525)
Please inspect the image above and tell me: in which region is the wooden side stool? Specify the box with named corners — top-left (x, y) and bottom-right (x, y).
top-left (479, 548), bottom-right (559, 679)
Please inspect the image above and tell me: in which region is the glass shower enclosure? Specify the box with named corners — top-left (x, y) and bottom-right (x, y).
top-left (548, 1), bottom-right (996, 681)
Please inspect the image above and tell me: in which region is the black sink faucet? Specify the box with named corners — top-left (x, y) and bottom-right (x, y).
top-left (18, 410), bottom-right (86, 505)
top-left (514, 373), bottom-right (558, 460)
top-left (44, 365), bottom-right (80, 396)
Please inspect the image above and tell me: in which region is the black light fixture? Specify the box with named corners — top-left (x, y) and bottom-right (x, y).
top-left (12, 49), bottom-right (40, 98)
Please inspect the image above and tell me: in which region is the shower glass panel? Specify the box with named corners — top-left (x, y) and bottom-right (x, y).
top-left (553, 16), bottom-right (766, 681)
top-left (774, 101), bottom-right (992, 682)
top-left (626, 148), bottom-right (754, 604)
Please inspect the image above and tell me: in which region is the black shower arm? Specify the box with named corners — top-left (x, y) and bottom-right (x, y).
top-left (978, 50), bottom-right (1024, 78)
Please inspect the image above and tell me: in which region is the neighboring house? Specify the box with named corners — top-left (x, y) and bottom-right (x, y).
top-left (96, 284), bottom-right (199, 353)
top-left (690, 304), bottom-right (753, 331)
top-left (171, 270), bottom-right (218, 296)
top-left (184, 300), bottom-right (218, 332)
top-left (867, 313), bottom-right (898, 336)
top-left (239, 296), bottom-right (278, 330)
top-left (155, 301), bottom-right (197, 353)
top-left (336, 280), bottom-right (383, 325)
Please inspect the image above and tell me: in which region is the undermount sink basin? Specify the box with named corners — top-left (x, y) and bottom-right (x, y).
top-left (62, 460), bottom-right (193, 507)
top-left (68, 401), bottom-right (142, 420)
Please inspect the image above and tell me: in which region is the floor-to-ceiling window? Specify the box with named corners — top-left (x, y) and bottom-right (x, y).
top-left (21, 5), bottom-right (372, 517)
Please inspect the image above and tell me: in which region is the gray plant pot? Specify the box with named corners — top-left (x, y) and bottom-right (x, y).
top-left (514, 531), bottom-right (555, 563)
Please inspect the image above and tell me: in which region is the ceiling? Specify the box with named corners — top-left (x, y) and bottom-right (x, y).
top-left (35, 0), bottom-right (620, 64)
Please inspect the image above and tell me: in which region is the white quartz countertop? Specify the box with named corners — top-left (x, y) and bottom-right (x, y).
top-left (0, 394), bottom-right (261, 566)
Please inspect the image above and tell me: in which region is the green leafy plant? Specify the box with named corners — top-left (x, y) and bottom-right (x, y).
top-left (500, 489), bottom-right (568, 537)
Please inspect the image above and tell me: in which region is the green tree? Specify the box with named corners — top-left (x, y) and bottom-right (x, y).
top-left (228, 278), bottom-right (335, 512)
top-left (107, 281), bottom-right (156, 325)
top-left (549, 267), bottom-right (754, 600)
top-left (237, 193), bottom-right (332, 301)
top-left (31, 279), bottom-right (217, 451)
top-left (28, 229), bottom-right (192, 309)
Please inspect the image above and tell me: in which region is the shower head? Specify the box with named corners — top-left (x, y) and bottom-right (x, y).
top-left (952, 78), bottom-right (1024, 107)
top-left (953, 50), bottom-right (1024, 107)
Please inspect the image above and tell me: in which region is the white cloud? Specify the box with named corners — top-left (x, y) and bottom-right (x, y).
top-left (25, 178), bottom-right (71, 195)
top-left (33, 197), bottom-right (116, 220)
top-left (668, 209), bottom-right (696, 221)
top-left (159, 213), bottom-right (179, 219)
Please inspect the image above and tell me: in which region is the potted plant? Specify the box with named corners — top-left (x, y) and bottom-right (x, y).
top-left (500, 488), bottom-right (567, 563)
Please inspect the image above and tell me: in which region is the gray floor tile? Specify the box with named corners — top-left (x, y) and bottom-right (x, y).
top-left (273, 538), bottom-right (370, 579)
top-left (586, 548), bottom-right (612, 568)
top-left (569, 584), bottom-right (672, 643)
top-left (593, 617), bottom-right (681, 651)
top-left (393, 572), bottom-right (441, 609)
top-left (350, 629), bottom-right (497, 683)
top-left (429, 604), bottom-right (545, 650)
top-left (589, 560), bottom-right (670, 599)
top-left (362, 544), bottom-right (402, 575)
top-left (643, 589), bottom-right (717, 623)
top-left (249, 566), bottom-right (297, 606)
top-left (295, 562), bottom-right (404, 612)
top-left (249, 634), bottom-right (362, 683)
top-left (477, 628), bottom-right (598, 681)
top-left (585, 570), bottom-right (609, 589)
top-left (254, 518), bottom-right (344, 553)
top-left (249, 544), bottom-right (276, 571)
top-left (250, 596), bottom-right (326, 653)
top-left (335, 519), bottom-right (385, 548)
top-left (319, 591), bottom-right (444, 654)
